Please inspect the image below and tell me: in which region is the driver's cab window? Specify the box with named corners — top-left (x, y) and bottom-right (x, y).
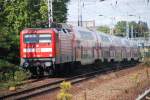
top-left (62, 28), bottom-right (67, 34)
top-left (61, 28), bottom-right (71, 35)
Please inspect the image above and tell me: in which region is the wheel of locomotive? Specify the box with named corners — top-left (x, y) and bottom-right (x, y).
top-left (37, 66), bottom-right (44, 77)
top-left (45, 62), bottom-right (56, 76)
top-left (28, 65), bottom-right (44, 78)
top-left (45, 66), bottom-right (52, 76)
top-left (29, 66), bottom-right (38, 78)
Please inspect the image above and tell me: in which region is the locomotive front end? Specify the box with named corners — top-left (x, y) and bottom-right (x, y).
top-left (20, 28), bottom-right (56, 76)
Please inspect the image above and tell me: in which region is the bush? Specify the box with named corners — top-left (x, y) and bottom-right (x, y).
top-left (0, 59), bottom-right (14, 67)
top-left (3, 72), bottom-right (14, 81)
top-left (0, 59), bottom-right (18, 73)
top-left (14, 69), bottom-right (29, 82)
top-left (0, 59), bottom-right (17, 82)
top-left (0, 59), bottom-right (30, 89)
top-left (60, 81), bottom-right (72, 92)
top-left (57, 81), bottom-right (72, 100)
top-left (0, 68), bottom-right (30, 89)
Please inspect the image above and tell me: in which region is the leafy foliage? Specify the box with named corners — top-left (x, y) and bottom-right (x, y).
top-left (53, 0), bottom-right (69, 23)
top-left (114, 21), bottom-right (127, 36)
top-left (97, 25), bottom-right (110, 34)
top-left (14, 70), bottom-right (28, 82)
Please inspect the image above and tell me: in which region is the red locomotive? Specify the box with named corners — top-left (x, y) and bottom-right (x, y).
top-left (20, 24), bottom-right (140, 76)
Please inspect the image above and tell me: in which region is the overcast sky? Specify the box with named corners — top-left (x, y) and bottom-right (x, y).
top-left (67, 0), bottom-right (150, 27)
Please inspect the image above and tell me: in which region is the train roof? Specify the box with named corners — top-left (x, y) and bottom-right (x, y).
top-left (95, 31), bottom-right (138, 47)
top-left (20, 28), bottom-right (55, 34)
top-left (72, 26), bottom-right (97, 41)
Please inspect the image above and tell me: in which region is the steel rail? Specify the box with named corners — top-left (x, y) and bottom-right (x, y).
top-left (136, 88), bottom-right (150, 100)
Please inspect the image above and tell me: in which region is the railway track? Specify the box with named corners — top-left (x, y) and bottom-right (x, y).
top-left (136, 88), bottom-right (150, 100)
top-left (0, 63), bottom-right (138, 100)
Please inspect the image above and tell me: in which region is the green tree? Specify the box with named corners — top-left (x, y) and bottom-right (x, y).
top-left (0, 0), bottom-right (29, 63)
top-left (114, 21), bottom-right (126, 36)
top-left (39, 0), bottom-right (70, 24)
top-left (97, 25), bottom-right (110, 34)
top-left (53, 0), bottom-right (69, 23)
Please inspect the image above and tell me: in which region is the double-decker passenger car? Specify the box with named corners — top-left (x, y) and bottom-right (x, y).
top-left (20, 24), bottom-right (140, 76)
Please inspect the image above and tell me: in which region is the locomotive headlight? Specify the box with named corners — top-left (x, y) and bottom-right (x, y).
top-left (45, 62), bottom-right (51, 67)
top-left (24, 62), bottom-right (29, 68)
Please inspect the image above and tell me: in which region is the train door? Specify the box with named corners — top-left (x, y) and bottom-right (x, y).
top-left (98, 43), bottom-right (102, 60)
top-left (55, 33), bottom-right (60, 64)
top-left (109, 46), bottom-right (115, 62)
top-left (74, 39), bottom-right (82, 62)
top-left (101, 34), bottom-right (111, 62)
top-left (121, 47), bottom-right (126, 60)
top-left (94, 32), bottom-right (100, 60)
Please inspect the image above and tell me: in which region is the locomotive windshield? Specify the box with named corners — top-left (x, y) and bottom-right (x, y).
top-left (24, 34), bottom-right (51, 43)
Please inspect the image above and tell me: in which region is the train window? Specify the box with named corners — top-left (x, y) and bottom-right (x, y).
top-left (39, 34), bottom-right (51, 43)
top-left (24, 34), bottom-right (51, 43)
top-left (62, 28), bottom-right (67, 33)
top-left (124, 40), bottom-right (130, 46)
top-left (24, 34), bottom-right (38, 43)
top-left (100, 35), bottom-right (110, 42)
top-left (78, 30), bottom-right (94, 40)
top-left (113, 39), bottom-right (120, 44)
